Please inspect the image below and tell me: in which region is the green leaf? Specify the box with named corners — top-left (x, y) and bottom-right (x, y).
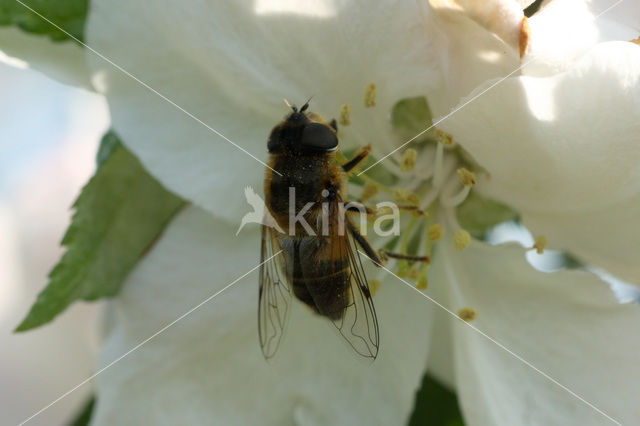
top-left (0, 0), bottom-right (88, 42)
top-left (456, 191), bottom-right (519, 238)
top-left (15, 132), bottom-right (186, 332)
top-left (391, 96), bottom-right (435, 142)
top-left (67, 396), bottom-right (95, 426)
top-left (96, 130), bottom-right (120, 166)
top-left (409, 373), bottom-right (465, 426)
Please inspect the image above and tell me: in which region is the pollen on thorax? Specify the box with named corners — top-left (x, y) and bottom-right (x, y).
top-left (532, 235), bottom-right (547, 254)
top-left (454, 229), bottom-right (471, 250)
top-left (458, 307), bottom-right (477, 322)
top-left (339, 104), bottom-right (351, 126)
top-left (364, 83), bottom-right (377, 108)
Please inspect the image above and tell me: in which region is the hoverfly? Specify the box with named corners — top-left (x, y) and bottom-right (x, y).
top-left (259, 100), bottom-right (425, 360)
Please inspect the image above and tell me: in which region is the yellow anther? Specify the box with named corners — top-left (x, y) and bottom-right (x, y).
top-left (533, 235), bottom-right (547, 254)
top-left (393, 188), bottom-right (411, 203)
top-left (407, 193), bottom-right (419, 206)
top-left (458, 308), bottom-right (477, 322)
top-left (364, 83), bottom-right (377, 108)
top-left (427, 224), bottom-right (444, 242)
top-left (400, 148), bottom-right (418, 171)
top-left (376, 205), bottom-right (393, 216)
top-left (397, 261), bottom-right (410, 278)
top-left (454, 229), bottom-right (471, 250)
top-left (631, 36), bottom-right (640, 45)
top-left (435, 129), bottom-right (454, 145)
top-left (412, 208), bottom-right (427, 218)
top-left (407, 264), bottom-right (421, 281)
top-left (360, 183), bottom-right (378, 203)
top-left (369, 279), bottom-right (382, 296)
top-left (339, 104), bottom-right (351, 126)
top-left (416, 276), bottom-right (428, 290)
top-left (519, 17), bottom-right (531, 58)
top-left (457, 168), bottom-right (477, 187)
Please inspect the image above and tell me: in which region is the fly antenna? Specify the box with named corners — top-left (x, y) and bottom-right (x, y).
top-left (300, 96), bottom-right (313, 113)
top-left (283, 98), bottom-right (297, 112)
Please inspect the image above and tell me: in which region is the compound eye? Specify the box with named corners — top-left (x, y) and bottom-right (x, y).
top-left (300, 122), bottom-right (338, 151)
top-left (267, 126), bottom-right (282, 152)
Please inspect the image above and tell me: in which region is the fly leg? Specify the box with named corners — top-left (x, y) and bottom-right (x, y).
top-left (342, 144), bottom-right (371, 173)
top-left (346, 220), bottom-right (430, 266)
top-left (345, 201), bottom-right (426, 217)
top-left (346, 220), bottom-right (383, 266)
top-left (377, 250), bottom-right (430, 264)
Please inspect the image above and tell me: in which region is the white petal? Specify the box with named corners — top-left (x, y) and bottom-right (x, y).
top-left (91, 205), bottom-right (433, 425)
top-left (428, 0), bottom-right (526, 53)
top-left (419, 0), bottom-right (521, 116)
top-left (85, 0), bottom-right (437, 222)
top-left (592, 0), bottom-right (640, 40)
top-left (515, 0), bottom-right (537, 7)
top-left (0, 27), bottom-right (93, 89)
top-left (525, 0), bottom-right (640, 76)
top-left (427, 239), bottom-right (640, 425)
top-left (522, 195), bottom-right (640, 285)
top-left (438, 41), bottom-right (640, 282)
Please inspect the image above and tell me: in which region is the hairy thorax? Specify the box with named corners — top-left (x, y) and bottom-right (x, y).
top-left (265, 151), bottom-right (345, 236)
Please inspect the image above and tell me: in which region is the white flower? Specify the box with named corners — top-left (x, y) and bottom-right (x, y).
top-left (422, 0), bottom-right (640, 284)
top-left (4, 0), bottom-right (640, 425)
top-left (92, 205), bottom-right (433, 425)
top-left (85, 0), bottom-right (435, 424)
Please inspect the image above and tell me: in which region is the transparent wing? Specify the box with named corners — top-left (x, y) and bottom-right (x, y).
top-left (258, 225), bottom-right (292, 359)
top-left (330, 221), bottom-right (380, 359)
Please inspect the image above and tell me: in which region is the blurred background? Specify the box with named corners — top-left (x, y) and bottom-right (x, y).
top-left (0, 59), bottom-right (109, 425)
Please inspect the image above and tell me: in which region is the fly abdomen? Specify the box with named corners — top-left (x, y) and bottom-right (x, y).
top-left (293, 259), bottom-right (351, 320)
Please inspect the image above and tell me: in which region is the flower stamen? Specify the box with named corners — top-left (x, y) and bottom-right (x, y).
top-left (454, 229), bottom-right (471, 251)
top-left (360, 183), bottom-right (379, 202)
top-left (339, 104), bottom-right (351, 126)
top-left (432, 140), bottom-right (445, 189)
top-left (408, 264), bottom-right (421, 281)
top-left (457, 168), bottom-right (477, 187)
top-left (441, 186), bottom-right (471, 208)
top-left (364, 83), bottom-right (377, 108)
top-left (416, 274), bottom-right (428, 290)
top-left (435, 129), bottom-right (454, 145)
top-left (393, 188), bottom-right (419, 205)
top-left (458, 308), bottom-right (477, 322)
top-left (427, 224), bottom-right (444, 242)
top-left (532, 235), bottom-right (547, 254)
top-left (400, 148), bottom-right (418, 171)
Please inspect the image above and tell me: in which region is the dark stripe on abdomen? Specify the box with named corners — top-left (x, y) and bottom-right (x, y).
top-left (293, 259), bottom-right (351, 320)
